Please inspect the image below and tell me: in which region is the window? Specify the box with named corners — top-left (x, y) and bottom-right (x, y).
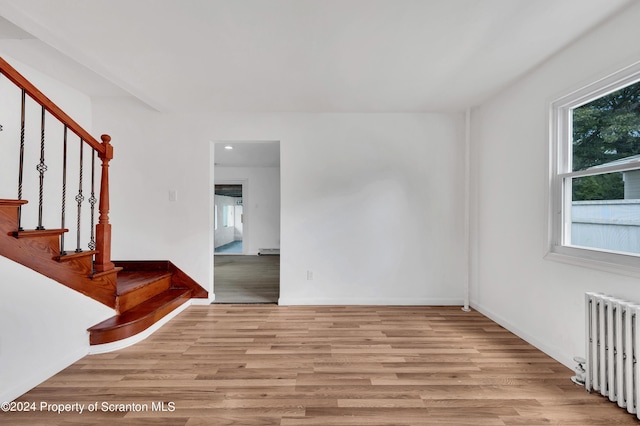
top-left (549, 62), bottom-right (640, 273)
top-left (223, 205), bottom-right (234, 228)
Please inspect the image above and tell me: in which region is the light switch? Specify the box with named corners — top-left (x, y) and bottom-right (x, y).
top-left (169, 190), bottom-right (178, 202)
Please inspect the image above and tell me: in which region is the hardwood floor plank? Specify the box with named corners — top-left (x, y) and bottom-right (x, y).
top-left (3, 305), bottom-right (640, 425)
top-left (337, 398), bottom-right (427, 408)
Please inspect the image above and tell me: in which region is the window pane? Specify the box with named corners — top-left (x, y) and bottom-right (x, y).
top-left (572, 80), bottom-right (640, 172)
top-left (570, 172), bottom-right (640, 254)
top-left (572, 172), bottom-right (624, 201)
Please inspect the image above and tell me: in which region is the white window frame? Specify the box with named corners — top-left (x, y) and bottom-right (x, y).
top-left (547, 61), bottom-right (640, 276)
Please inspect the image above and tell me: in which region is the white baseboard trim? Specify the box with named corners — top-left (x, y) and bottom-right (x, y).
top-left (1, 347), bottom-right (87, 403)
top-left (278, 297), bottom-right (464, 306)
top-left (191, 296), bottom-right (214, 305)
top-left (88, 299), bottom-right (192, 355)
top-left (470, 301), bottom-right (573, 369)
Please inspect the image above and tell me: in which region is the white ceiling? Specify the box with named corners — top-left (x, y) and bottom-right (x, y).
top-left (0, 0), bottom-right (633, 113)
top-left (214, 141), bottom-right (280, 167)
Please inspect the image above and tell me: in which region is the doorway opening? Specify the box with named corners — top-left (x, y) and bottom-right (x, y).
top-left (212, 140), bottom-right (281, 304)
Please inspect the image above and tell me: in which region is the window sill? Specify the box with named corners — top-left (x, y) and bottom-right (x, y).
top-left (545, 245), bottom-right (640, 279)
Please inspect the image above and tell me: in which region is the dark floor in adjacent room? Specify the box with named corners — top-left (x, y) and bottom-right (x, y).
top-left (213, 254), bottom-right (279, 303)
top-left (214, 240), bottom-right (243, 254)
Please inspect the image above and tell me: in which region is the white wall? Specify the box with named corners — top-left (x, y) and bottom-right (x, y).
top-left (91, 101), bottom-right (466, 305)
top-left (278, 115), bottom-right (464, 305)
top-left (0, 55), bottom-right (114, 402)
top-left (469, 2), bottom-right (640, 368)
top-left (0, 258), bottom-right (113, 402)
top-left (215, 165), bottom-right (280, 255)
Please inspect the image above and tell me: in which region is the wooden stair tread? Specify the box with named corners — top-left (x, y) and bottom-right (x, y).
top-left (91, 266), bottom-right (123, 279)
top-left (55, 250), bottom-right (98, 262)
top-left (0, 199), bottom-right (28, 206)
top-left (12, 228), bottom-right (68, 238)
top-left (116, 270), bottom-right (173, 295)
top-left (88, 288), bottom-right (191, 345)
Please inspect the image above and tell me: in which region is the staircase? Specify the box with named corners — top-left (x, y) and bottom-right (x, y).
top-left (0, 202), bottom-right (207, 347)
top-left (0, 57), bottom-right (207, 346)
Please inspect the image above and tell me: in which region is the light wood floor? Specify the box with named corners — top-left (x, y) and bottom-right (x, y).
top-left (3, 305), bottom-right (639, 425)
top-left (214, 255), bottom-right (279, 303)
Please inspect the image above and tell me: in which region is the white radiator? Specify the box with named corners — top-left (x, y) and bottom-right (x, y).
top-left (585, 292), bottom-right (640, 418)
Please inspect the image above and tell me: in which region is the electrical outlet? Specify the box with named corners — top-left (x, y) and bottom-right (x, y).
top-left (306, 270), bottom-right (313, 281)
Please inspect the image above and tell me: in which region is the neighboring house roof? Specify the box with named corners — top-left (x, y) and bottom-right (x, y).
top-left (588, 154), bottom-right (640, 169)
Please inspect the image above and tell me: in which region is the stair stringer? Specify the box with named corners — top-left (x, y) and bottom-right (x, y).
top-left (0, 200), bottom-right (117, 309)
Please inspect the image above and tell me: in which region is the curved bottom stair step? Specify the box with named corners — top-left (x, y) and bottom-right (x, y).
top-left (88, 288), bottom-right (191, 345)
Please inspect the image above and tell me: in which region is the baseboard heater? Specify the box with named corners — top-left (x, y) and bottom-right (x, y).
top-left (258, 248), bottom-right (280, 256)
top-left (585, 292), bottom-right (640, 419)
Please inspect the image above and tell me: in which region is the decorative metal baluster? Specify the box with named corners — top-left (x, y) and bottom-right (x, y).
top-left (35, 106), bottom-right (47, 230)
top-left (75, 137), bottom-right (84, 252)
top-left (88, 149), bottom-right (97, 251)
top-left (60, 125), bottom-right (68, 255)
top-left (17, 89), bottom-right (26, 231)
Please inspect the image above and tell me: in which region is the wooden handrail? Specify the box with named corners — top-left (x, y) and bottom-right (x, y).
top-left (0, 56), bottom-right (105, 155)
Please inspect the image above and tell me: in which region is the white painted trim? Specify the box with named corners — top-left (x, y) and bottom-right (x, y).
top-left (278, 297), bottom-right (464, 306)
top-left (471, 302), bottom-right (572, 369)
top-left (87, 299), bottom-right (192, 355)
top-left (545, 250), bottom-right (640, 279)
top-left (192, 296), bottom-right (214, 305)
top-left (559, 161), bottom-right (640, 179)
top-left (463, 108), bottom-right (471, 312)
top-left (0, 346), bottom-right (87, 403)
top-left (552, 59), bottom-right (640, 110)
top-left (209, 144), bottom-right (218, 300)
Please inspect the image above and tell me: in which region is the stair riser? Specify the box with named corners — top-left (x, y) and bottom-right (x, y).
top-left (59, 256), bottom-right (94, 276)
top-left (16, 235), bottom-right (61, 256)
top-left (0, 206), bottom-right (20, 234)
top-left (117, 276), bottom-right (172, 313)
top-left (56, 251), bottom-right (97, 276)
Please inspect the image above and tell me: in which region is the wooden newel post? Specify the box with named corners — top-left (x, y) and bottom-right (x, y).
top-left (94, 134), bottom-right (115, 273)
